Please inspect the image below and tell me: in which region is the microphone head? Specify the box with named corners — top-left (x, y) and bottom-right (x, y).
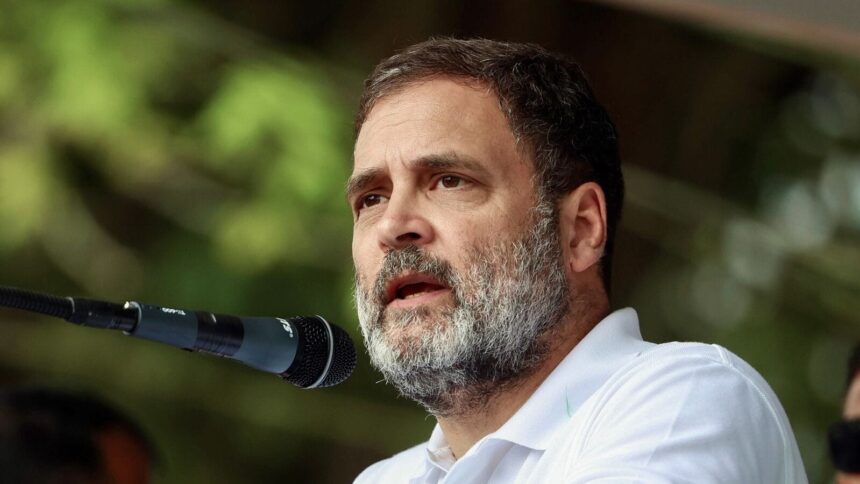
top-left (280, 316), bottom-right (356, 389)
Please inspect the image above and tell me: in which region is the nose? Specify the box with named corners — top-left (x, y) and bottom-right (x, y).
top-left (376, 193), bottom-right (434, 251)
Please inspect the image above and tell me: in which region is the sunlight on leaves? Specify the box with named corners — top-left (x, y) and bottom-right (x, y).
top-left (0, 145), bottom-right (56, 249)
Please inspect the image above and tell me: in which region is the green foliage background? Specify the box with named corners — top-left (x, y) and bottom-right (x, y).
top-left (0, 1), bottom-right (430, 482)
top-left (0, 1), bottom-right (858, 482)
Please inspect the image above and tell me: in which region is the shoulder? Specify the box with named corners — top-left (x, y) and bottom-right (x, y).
top-left (354, 441), bottom-right (427, 484)
top-left (628, 341), bottom-right (774, 388)
top-left (609, 342), bottom-right (796, 451)
top-left (561, 342), bottom-right (806, 483)
top-left (619, 341), bottom-right (786, 416)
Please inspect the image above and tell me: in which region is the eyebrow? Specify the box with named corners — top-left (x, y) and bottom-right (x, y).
top-left (345, 152), bottom-right (489, 202)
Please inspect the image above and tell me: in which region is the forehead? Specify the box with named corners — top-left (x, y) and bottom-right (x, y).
top-left (353, 78), bottom-right (527, 174)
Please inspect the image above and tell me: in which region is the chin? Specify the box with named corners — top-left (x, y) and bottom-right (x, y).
top-left (383, 316), bottom-right (444, 349)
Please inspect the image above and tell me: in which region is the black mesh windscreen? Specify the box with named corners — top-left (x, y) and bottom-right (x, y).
top-left (281, 317), bottom-right (329, 388)
top-left (280, 317), bottom-right (355, 388)
top-left (317, 323), bottom-right (356, 388)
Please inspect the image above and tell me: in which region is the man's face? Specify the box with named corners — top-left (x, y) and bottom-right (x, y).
top-left (349, 78), bottom-right (569, 414)
top-left (350, 78), bottom-right (537, 335)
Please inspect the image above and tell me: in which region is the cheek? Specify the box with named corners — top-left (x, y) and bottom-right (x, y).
top-left (352, 237), bottom-right (379, 284)
top-left (351, 235), bottom-right (361, 266)
top-left (436, 209), bottom-right (500, 243)
top-left (352, 227), bottom-right (373, 265)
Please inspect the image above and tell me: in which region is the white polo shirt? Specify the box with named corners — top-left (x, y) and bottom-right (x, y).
top-left (355, 308), bottom-right (807, 483)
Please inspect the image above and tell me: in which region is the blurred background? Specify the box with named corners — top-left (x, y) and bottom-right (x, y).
top-left (0, 0), bottom-right (858, 482)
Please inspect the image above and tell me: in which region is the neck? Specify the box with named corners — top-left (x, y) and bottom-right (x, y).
top-left (436, 303), bottom-right (608, 459)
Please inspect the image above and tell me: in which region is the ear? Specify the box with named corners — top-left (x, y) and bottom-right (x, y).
top-left (558, 182), bottom-right (607, 275)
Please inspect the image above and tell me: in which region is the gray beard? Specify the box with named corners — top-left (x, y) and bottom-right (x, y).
top-left (354, 199), bottom-right (570, 417)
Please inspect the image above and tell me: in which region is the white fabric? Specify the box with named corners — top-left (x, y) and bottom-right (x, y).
top-left (354, 308), bottom-right (807, 484)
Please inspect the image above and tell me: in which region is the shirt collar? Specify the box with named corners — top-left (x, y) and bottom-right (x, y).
top-left (425, 425), bottom-right (456, 472)
top-left (437, 307), bottom-right (649, 455)
top-left (490, 307), bottom-right (652, 450)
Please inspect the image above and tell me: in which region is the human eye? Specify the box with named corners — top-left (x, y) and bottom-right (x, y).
top-left (358, 193), bottom-right (387, 211)
top-left (433, 175), bottom-right (469, 189)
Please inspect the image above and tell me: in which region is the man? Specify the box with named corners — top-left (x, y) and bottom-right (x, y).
top-left (0, 387), bottom-right (156, 484)
top-left (831, 345), bottom-right (860, 482)
top-left (349, 38), bottom-right (806, 483)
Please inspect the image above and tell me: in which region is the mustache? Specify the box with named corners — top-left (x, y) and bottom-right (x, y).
top-left (371, 246), bottom-right (458, 306)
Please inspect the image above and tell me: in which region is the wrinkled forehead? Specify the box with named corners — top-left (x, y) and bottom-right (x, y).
top-left (354, 74), bottom-right (494, 135)
top-left (352, 78), bottom-right (525, 173)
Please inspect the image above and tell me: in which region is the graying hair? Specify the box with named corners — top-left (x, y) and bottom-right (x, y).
top-left (354, 38), bottom-right (624, 290)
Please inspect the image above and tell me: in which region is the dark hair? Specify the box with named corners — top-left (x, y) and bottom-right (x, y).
top-left (0, 387), bottom-right (157, 483)
top-left (354, 38), bottom-right (624, 290)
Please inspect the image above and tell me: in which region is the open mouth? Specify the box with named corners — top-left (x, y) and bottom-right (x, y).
top-left (396, 282), bottom-right (446, 300)
top-left (385, 273), bottom-right (449, 305)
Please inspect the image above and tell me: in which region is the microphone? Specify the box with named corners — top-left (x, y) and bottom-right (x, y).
top-left (0, 286), bottom-right (356, 389)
